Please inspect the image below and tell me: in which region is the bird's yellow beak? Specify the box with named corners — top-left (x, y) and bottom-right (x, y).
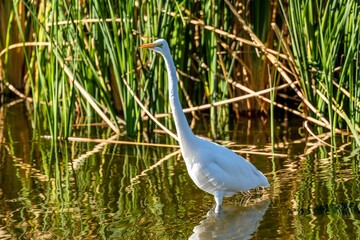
top-left (139, 43), bottom-right (157, 49)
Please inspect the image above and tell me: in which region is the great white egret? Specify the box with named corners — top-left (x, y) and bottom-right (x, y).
top-left (140, 39), bottom-right (269, 212)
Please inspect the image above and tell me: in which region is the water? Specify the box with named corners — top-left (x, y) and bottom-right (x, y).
top-left (1, 103), bottom-right (360, 239)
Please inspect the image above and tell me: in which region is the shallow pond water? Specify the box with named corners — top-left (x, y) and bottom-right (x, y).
top-left (1, 103), bottom-right (360, 239)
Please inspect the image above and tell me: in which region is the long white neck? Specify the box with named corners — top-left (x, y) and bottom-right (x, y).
top-left (160, 51), bottom-right (195, 145)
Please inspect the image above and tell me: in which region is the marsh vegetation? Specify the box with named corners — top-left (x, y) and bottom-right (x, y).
top-left (1, 0), bottom-right (359, 144)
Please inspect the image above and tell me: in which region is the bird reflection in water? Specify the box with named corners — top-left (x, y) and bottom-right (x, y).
top-left (189, 198), bottom-right (270, 240)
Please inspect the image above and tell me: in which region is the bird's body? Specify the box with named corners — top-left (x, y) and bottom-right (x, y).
top-left (140, 39), bottom-right (269, 212)
top-left (183, 137), bottom-right (269, 196)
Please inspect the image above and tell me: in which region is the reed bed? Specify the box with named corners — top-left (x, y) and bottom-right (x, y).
top-left (0, 0), bottom-right (359, 147)
top-left (280, 0), bottom-right (360, 146)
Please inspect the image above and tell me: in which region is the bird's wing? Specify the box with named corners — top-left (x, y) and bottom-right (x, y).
top-left (200, 143), bottom-right (269, 192)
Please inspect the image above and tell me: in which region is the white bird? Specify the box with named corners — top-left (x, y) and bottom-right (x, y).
top-left (140, 39), bottom-right (269, 212)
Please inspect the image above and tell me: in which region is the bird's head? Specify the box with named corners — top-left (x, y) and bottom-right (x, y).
top-left (139, 39), bottom-right (170, 55)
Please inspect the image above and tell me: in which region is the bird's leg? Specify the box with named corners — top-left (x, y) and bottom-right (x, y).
top-left (214, 191), bottom-right (224, 213)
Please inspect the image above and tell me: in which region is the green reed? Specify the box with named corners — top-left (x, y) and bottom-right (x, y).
top-left (1, 0), bottom-right (359, 146)
top-left (1, 0), bottom-right (274, 139)
top-left (280, 0), bottom-right (360, 145)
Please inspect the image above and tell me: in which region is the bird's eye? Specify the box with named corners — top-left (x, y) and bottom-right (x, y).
top-left (157, 43), bottom-right (163, 48)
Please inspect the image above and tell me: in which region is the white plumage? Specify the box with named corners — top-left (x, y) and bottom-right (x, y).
top-left (140, 39), bottom-right (269, 212)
